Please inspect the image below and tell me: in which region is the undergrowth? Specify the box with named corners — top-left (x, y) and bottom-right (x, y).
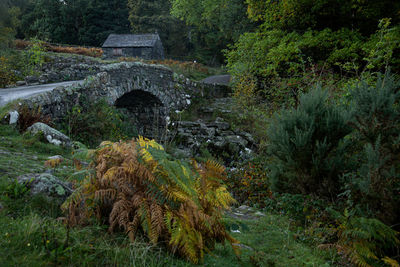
top-left (59, 99), bottom-right (137, 148)
top-left (228, 73), bottom-right (400, 267)
top-left (63, 137), bottom-right (239, 263)
top-left (15, 39), bottom-right (103, 58)
top-left (0, 120), bottom-right (334, 266)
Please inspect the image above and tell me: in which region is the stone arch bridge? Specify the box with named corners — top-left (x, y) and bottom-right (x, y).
top-left (23, 62), bottom-right (229, 138)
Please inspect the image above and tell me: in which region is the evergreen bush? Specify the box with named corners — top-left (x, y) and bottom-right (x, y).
top-left (266, 86), bottom-right (353, 197)
top-left (344, 73), bottom-right (400, 225)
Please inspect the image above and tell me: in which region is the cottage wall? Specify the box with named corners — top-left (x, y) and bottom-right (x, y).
top-left (103, 47), bottom-right (160, 60)
top-left (103, 48), bottom-right (113, 58)
top-left (152, 40), bottom-right (165, 60)
top-left (136, 47), bottom-right (154, 60)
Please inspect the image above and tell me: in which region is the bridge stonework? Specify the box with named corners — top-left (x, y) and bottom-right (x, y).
top-left (23, 62), bottom-right (230, 138)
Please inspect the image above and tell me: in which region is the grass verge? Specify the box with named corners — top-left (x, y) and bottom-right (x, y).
top-left (0, 124), bottom-right (335, 266)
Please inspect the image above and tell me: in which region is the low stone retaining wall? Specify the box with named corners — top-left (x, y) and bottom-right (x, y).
top-left (172, 117), bottom-right (255, 165)
top-left (17, 54), bottom-right (102, 86)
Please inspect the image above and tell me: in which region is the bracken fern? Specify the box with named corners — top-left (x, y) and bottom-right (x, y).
top-left (62, 137), bottom-right (239, 263)
top-left (321, 210), bottom-right (399, 267)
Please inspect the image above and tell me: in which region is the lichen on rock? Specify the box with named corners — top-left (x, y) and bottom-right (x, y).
top-left (17, 173), bottom-right (73, 200)
top-left (27, 122), bottom-right (72, 148)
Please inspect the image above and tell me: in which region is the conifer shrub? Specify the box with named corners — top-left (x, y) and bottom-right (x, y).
top-left (264, 74), bottom-right (400, 266)
top-left (266, 87), bottom-right (353, 197)
top-left (63, 137), bottom-right (239, 264)
top-left (344, 73), bottom-right (400, 225)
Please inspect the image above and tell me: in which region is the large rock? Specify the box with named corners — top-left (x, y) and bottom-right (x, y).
top-left (201, 75), bottom-right (231, 86)
top-left (1, 110), bottom-right (19, 125)
top-left (209, 117), bottom-right (230, 131)
top-left (27, 122), bottom-right (72, 147)
top-left (17, 173), bottom-right (73, 199)
top-left (25, 75), bottom-right (39, 85)
top-left (174, 117), bottom-right (255, 165)
top-left (16, 81), bottom-right (26, 86)
top-left (224, 135), bottom-right (248, 148)
top-left (8, 110), bottom-right (19, 124)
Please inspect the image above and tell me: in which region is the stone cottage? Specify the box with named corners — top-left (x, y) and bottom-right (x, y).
top-left (102, 33), bottom-right (165, 60)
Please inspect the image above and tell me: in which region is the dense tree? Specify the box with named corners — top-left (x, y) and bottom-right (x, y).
top-left (0, 0), bottom-right (24, 48)
top-left (59, 0), bottom-right (87, 44)
top-left (170, 0), bottom-right (254, 64)
top-left (80, 0), bottom-right (130, 46)
top-left (225, 0), bottom-right (400, 103)
top-left (19, 0), bottom-right (130, 46)
top-left (20, 0), bottom-right (74, 43)
top-left (0, 3), bottom-right (14, 48)
top-left (127, 0), bottom-right (190, 58)
top-left (171, 0), bottom-right (251, 41)
top-left (246, 0), bottom-right (400, 35)
top-left (18, 0), bottom-right (188, 54)
top-left (8, 0), bottom-right (252, 62)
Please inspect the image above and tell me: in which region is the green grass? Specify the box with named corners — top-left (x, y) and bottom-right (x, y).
top-left (0, 210), bottom-right (335, 267)
top-left (222, 216), bottom-right (336, 267)
top-left (0, 125), bottom-right (73, 178)
top-left (0, 124), bottom-right (336, 266)
top-left (0, 213), bottom-right (186, 267)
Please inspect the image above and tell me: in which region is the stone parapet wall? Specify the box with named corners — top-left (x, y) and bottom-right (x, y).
top-left (22, 62), bottom-right (231, 122)
top-left (19, 54), bottom-right (102, 86)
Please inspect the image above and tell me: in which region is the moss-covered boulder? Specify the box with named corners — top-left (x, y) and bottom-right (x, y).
top-left (17, 173), bottom-right (73, 200)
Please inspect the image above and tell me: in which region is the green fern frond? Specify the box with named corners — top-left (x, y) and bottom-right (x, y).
top-left (337, 215), bottom-right (399, 267)
top-left (382, 256), bottom-right (400, 267)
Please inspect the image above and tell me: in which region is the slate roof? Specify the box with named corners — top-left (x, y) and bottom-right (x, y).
top-left (102, 34), bottom-right (160, 48)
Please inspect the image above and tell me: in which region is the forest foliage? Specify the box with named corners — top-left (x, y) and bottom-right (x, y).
top-left (263, 73), bottom-right (400, 266)
top-left (0, 0), bottom-right (253, 64)
top-left (225, 0), bottom-right (400, 105)
top-left (1, 0), bottom-right (399, 67)
top-left (127, 0), bottom-right (190, 58)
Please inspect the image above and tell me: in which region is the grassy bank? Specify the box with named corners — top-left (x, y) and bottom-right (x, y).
top-left (0, 124), bottom-right (333, 266)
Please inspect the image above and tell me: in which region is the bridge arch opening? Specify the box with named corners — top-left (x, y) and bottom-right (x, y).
top-left (115, 90), bottom-right (168, 140)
